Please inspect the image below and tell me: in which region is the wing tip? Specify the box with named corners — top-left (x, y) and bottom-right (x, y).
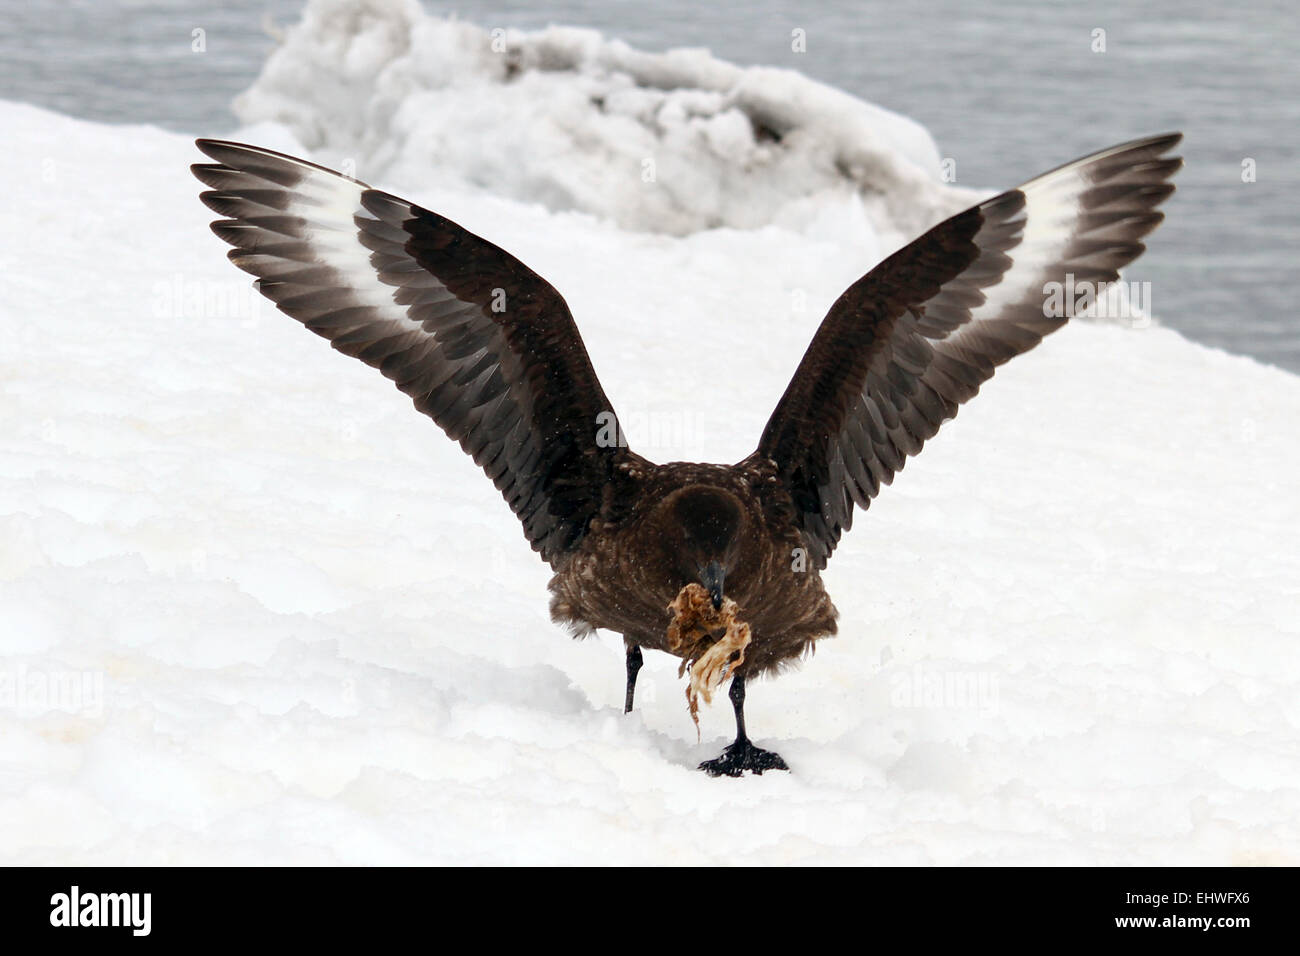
top-left (192, 138), bottom-right (373, 188)
top-left (1139, 130), bottom-right (1183, 152)
top-left (1121, 132), bottom-right (1184, 183)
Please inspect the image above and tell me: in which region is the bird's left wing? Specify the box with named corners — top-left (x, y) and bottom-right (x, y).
top-left (193, 140), bottom-right (641, 566)
top-left (745, 133), bottom-right (1183, 569)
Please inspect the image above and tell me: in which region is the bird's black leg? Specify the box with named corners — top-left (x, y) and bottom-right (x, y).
top-left (698, 674), bottom-right (789, 777)
top-left (624, 642), bottom-right (644, 714)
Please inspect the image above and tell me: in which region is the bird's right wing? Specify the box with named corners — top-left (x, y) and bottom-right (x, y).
top-left (746, 133), bottom-right (1183, 569)
top-left (193, 139), bottom-right (642, 566)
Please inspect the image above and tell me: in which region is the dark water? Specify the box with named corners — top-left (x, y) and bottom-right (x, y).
top-left (3, 0), bottom-right (1297, 371)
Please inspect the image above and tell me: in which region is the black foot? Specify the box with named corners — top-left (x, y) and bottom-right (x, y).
top-left (698, 738), bottom-right (789, 777)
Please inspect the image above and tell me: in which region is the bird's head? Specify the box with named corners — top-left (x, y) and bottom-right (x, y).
top-left (661, 485), bottom-right (746, 611)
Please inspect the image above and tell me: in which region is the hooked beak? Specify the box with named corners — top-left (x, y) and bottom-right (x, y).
top-left (699, 560), bottom-right (725, 611)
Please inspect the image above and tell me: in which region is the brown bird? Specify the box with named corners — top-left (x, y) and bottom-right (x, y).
top-left (192, 132), bottom-right (1181, 776)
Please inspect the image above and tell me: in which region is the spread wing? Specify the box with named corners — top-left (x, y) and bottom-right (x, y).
top-left (747, 133), bottom-right (1183, 569)
top-left (193, 139), bottom-right (640, 566)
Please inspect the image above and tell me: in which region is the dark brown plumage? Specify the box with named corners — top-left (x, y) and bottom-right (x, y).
top-left (193, 132), bottom-right (1182, 776)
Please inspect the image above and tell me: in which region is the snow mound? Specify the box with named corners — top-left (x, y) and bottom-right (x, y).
top-left (233, 0), bottom-right (968, 240)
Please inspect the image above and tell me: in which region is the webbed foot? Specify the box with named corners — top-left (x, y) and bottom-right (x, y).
top-left (698, 737), bottom-right (789, 777)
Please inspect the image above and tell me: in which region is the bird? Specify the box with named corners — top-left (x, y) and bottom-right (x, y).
top-left (192, 131), bottom-right (1181, 776)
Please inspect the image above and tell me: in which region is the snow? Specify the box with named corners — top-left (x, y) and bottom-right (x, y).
top-left (1, 6), bottom-right (1299, 864)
